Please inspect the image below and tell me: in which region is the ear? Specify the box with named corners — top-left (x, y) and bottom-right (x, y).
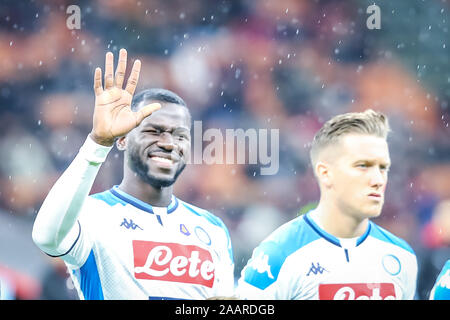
top-left (315, 161), bottom-right (333, 188)
top-left (116, 136), bottom-right (127, 151)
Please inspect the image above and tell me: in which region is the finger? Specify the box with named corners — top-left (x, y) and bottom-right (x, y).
top-left (135, 103), bottom-right (161, 125)
top-left (115, 48), bottom-right (127, 89)
top-left (104, 51), bottom-right (114, 89)
top-left (125, 59), bottom-right (141, 96)
top-left (93, 67), bottom-right (103, 96)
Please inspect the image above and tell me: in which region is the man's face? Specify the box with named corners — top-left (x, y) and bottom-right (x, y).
top-left (125, 101), bottom-right (191, 188)
top-left (322, 134), bottom-right (391, 220)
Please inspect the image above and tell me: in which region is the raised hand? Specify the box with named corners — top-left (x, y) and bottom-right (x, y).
top-left (89, 48), bottom-right (161, 146)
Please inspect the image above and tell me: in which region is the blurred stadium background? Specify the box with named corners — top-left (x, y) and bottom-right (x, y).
top-left (0, 0), bottom-right (449, 300)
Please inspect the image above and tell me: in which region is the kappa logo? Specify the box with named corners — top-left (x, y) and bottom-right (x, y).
top-left (306, 262), bottom-right (328, 276)
top-left (249, 252), bottom-right (274, 279)
top-left (120, 218), bottom-right (143, 230)
top-left (437, 270), bottom-right (450, 289)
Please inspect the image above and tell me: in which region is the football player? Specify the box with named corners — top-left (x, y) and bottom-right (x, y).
top-left (32, 49), bottom-right (234, 300)
top-left (236, 110), bottom-right (417, 300)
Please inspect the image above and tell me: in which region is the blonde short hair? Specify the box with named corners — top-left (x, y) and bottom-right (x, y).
top-left (310, 109), bottom-right (390, 167)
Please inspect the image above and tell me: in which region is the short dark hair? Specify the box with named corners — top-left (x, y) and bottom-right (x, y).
top-left (131, 88), bottom-right (187, 111)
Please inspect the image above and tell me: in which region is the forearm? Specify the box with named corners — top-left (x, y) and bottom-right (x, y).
top-left (32, 135), bottom-right (112, 255)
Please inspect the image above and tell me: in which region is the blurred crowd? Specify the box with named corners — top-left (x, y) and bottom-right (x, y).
top-left (0, 0), bottom-right (449, 300)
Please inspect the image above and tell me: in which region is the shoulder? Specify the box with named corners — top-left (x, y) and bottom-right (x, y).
top-left (369, 222), bottom-right (416, 256)
top-left (241, 215), bottom-right (320, 290)
top-left (260, 214), bottom-right (321, 258)
top-left (89, 189), bottom-right (127, 207)
top-left (179, 199), bottom-right (227, 231)
top-left (179, 199), bottom-right (234, 263)
top-left (430, 260), bottom-right (450, 300)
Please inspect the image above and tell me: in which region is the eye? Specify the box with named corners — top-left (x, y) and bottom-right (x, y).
top-left (357, 163), bottom-right (368, 168)
top-left (177, 135), bottom-right (189, 141)
top-left (144, 129), bottom-right (160, 135)
top-left (174, 131), bottom-right (190, 141)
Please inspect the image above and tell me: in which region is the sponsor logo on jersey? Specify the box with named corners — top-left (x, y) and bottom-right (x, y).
top-left (318, 283), bottom-right (397, 300)
top-left (132, 240), bottom-right (215, 288)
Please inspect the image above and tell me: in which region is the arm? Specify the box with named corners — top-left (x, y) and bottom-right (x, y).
top-left (32, 48), bottom-right (161, 259)
top-left (215, 221), bottom-right (236, 298)
top-left (235, 242), bottom-right (284, 300)
top-left (404, 254), bottom-right (419, 300)
top-left (429, 260), bottom-right (450, 300)
top-left (31, 136), bottom-right (112, 257)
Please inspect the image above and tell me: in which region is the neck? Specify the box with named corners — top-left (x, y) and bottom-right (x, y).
top-left (313, 197), bottom-right (368, 239)
top-left (119, 172), bottom-right (173, 207)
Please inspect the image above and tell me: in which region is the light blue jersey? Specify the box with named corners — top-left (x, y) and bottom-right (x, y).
top-left (65, 186), bottom-right (234, 300)
top-left (236, 211), bottom-right (417, 300)
top-left (33, 136), bottom-right (235, 300)
top-left (429, 260), bottom-right (450, 300)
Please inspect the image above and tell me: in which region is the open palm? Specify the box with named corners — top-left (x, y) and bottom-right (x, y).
top-left (90, 49), bottom-right (160, 146)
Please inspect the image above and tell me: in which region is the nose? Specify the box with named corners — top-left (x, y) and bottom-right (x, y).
top-left (370, 167), bottom-right (386, 189)
top-left (156, 132), bottom-right (175, 151)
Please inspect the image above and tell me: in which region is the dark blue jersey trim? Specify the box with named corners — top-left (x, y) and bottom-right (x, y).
top-left (45, 220), bottom-right (81, 258)
top-left (303, 214), bottom-right (341, 247)
top-left (356, 222), bottom-right (372, 246)
top-left (303, 212), bottom-right (372, 248)
top-left (109, 186), bottom-right (179, 214)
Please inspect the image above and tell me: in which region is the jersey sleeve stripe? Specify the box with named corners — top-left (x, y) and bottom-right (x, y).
top-left (303, 214), bottom-right (341, 247)
top-left (78, 250), bottom-right (104, 300)
top-left (45, 220), bottom-right (82, 258)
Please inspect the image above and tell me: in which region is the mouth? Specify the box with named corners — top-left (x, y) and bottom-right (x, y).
top-left (368, 193), bottom-right (382, 201)
top-left (148, 153), bottom-right (177, 169)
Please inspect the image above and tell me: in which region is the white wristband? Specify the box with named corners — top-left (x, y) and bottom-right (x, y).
top-left (79, 135), bottom-right (113, 164)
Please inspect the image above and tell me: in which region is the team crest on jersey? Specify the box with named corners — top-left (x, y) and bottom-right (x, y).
top-left (132, 240), bottom-right (215, 288)
top-left (381, 254), bottom-right (401, 276)
top-left (194, 226), bottom-right (211, 246)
